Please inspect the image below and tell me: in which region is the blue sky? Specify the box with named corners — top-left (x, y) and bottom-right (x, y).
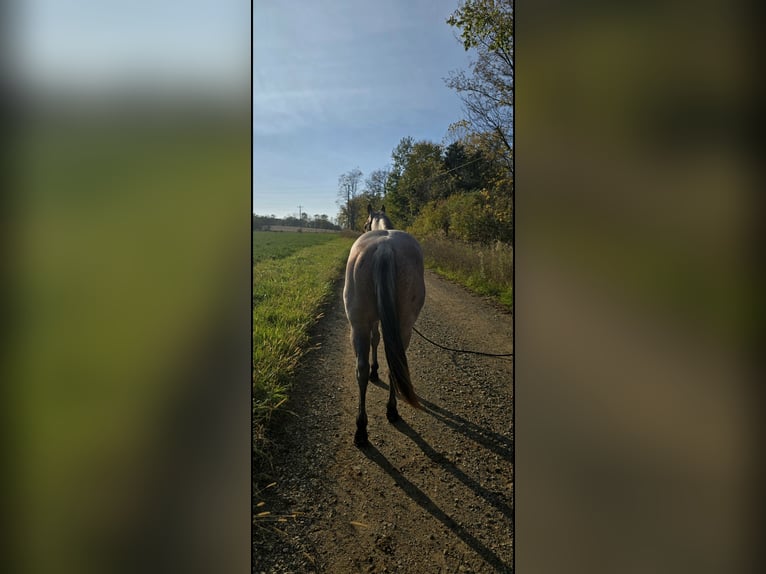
top-left (17, 0), bottom-right (247, 94)
top-left (254, 0), bottom-right (473, 219)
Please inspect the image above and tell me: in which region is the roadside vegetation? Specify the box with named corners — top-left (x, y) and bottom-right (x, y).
top-left (252, 233), bottom-right (356, 467)
top-left (418, 235), bottom-right (512, 310)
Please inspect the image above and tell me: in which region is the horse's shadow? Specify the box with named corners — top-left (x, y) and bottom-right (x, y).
top-left (419, 396), bottom-right (513, 461)
top-left (391, 418), bottom-right (513, 523)
top-left (370, 377), bottom-right (513, 462)
top-left (361, 443), bottom-right (511, 572)
top-left (368, 378), bottom-right (513, 554)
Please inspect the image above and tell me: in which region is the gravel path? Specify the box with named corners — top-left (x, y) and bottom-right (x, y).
top-left (254, 269), bottom-right (514, 573)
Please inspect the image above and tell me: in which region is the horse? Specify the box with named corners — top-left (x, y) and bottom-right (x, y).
top-left (343, 203), bottom-right (426, 447)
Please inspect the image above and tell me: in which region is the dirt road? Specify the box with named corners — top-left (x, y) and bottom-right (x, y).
top-left (254, 269), bottom-right (514, 573)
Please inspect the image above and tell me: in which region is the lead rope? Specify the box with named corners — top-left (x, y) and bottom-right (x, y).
top-left (412, 325), bottom-right (513, 358)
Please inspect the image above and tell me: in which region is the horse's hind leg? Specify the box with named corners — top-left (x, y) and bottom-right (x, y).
top-left (386, 376), bottom-right (400, 423)
top-left (370, 321), bottom-right (380, 382)
top-left (352, 328), bottom-right (371, 447)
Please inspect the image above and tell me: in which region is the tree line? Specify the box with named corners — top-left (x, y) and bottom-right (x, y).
top-left (337, 0), bottom-right (512, 245)
top-left (252, 213), bottom-right (340, 231)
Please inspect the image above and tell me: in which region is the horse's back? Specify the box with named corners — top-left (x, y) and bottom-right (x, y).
top-left (347, 230), bottom-right (423, 266)
top-left (344, 230), bottom-right (425, 327)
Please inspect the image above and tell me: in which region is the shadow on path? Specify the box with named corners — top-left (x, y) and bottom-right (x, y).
top-left (361, 444), bottom-right (511, 573)
top-left (370, 378), bottom-right (513, 460)
top-left (393, 418), bottom-right (513, 523)
top-left (420, 397), bottom-right (513, 461)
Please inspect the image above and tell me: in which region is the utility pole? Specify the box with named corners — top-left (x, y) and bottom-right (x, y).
top-left (298, 205), bottom-right (302, 229)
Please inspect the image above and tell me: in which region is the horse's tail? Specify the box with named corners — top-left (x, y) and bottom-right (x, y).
top-left (374, 244), bottom-right (421, 409)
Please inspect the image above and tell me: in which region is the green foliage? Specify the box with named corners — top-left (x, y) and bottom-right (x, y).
top-left (450, 193), bottom-right (491, 242)
top-left (394, 140), bottom-right (448, 224)
top-left (384, 127), bottom-right (512, 245)
top-left (409, 200), bottom-right (452, 238)
top-left (388, 136), bottom-right (414, 187)
top-left (383, 137), bottom-right (415, 224)
top-left (410, 189), bottom-right (511, 245)
top-left (447, 0), bottom-right (514, 55)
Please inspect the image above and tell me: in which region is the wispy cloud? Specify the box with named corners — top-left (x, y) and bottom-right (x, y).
top-left (254, 85), bottom-right (372, 135)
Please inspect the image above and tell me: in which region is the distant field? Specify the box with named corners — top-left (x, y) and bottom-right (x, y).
top-left (253, 231), bottom-right (355, 462)
top-left (260, 225), bottom-right (339, 233)
top-left (253, 230), bottom-right (338, 265)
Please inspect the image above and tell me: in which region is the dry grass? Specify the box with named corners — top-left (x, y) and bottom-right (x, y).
top-left (416, 235), bottom-right (513, 309)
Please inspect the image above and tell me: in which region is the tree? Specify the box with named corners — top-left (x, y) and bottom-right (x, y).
top-left (364, 168), bottom-right (390, 202)
top-left (444, 141), bottom-right (468, 172)
top-left (407, 127), bottom-right (513, 244)
top-left (455, 130), bottom-right (513, 242)
top-left (443, 141), bottom-right (476, 195)
top-left (397, 140), bottom-right (446, 209)
top-left (383, 138), bottom-right (447, 226)
top-left (336, 168), bottom-right (363, 229)
top-left (446, 0), bottom-right (513, 174)
top-left (384, 137), bottom-right (414, 198)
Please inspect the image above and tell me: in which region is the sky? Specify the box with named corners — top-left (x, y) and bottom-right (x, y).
top-left (253, 0), bottom-right (473, 220)
top-left (15, 0), bottom-right (248, 94)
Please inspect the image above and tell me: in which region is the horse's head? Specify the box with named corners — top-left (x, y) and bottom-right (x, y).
top-left (364, 203), bottom-right (393, 232)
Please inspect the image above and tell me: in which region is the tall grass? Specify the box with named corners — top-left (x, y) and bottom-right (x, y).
top-left (416, 235), bottom-right (513, 309)
top-left (253, 235), bottom-right (355, 465)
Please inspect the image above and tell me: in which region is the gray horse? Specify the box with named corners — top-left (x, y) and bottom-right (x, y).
top-left (343, 204), bottom-right (426, 447)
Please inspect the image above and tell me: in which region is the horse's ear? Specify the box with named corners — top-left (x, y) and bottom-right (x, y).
top-left (381, 204), bottom-right (386, 213)
top-left (367, 202), bottom-right (373, 215)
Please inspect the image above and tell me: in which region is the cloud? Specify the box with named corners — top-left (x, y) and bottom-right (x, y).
top-left (253, 85), bottom-right (372, 135)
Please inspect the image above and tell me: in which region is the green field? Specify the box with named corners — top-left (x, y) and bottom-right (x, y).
top-left (252, 230), bottom-right (338, 264)
top-left (253, 231), bottom-right (356, 464)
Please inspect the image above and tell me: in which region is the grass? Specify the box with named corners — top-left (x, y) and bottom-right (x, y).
top-left (253, 233), bottom-right (356, 467)
top-left (415, 235), bottom-right (513, 310)
top-left (253, 230), bottom-right (338, 265)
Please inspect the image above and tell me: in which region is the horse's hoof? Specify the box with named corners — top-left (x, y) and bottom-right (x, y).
top-left (354, 432), bottom-right (369, 448)
top-left (386, 409), bottom-right (401, 423)
top-left (370, 366), bottom-right (379, 382)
